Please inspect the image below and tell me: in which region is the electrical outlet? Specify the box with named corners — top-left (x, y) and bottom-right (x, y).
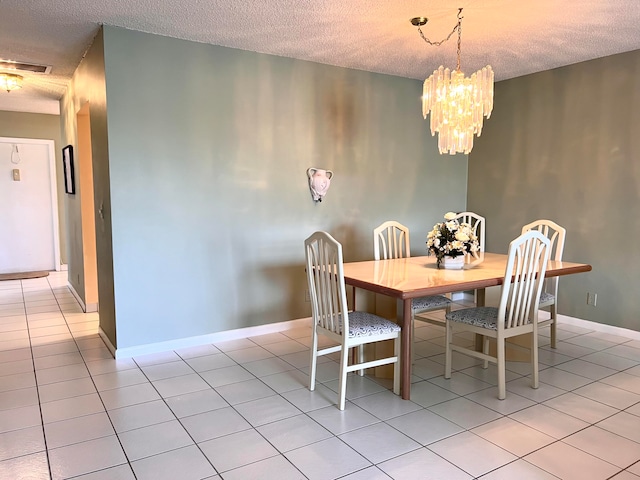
top-left (587, 292), bottom-right (597, 306)
top-left (304, 290), bottom-right (310, 302)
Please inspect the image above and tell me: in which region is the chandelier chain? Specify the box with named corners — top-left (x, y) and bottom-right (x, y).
top-left (416, 8), bottom-right (464, 71)
top-left (456, 9), bottom-right (462, 71)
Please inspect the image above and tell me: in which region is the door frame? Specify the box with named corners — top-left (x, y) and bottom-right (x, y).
top-left (1, 136), bottom-right (61, 271)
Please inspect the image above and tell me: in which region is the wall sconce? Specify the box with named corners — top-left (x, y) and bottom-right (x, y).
top-left (307, 168), bottom-right (333, 202)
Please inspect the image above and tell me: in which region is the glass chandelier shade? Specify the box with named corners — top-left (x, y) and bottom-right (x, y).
top-left (422, 65), bottom-right (494, 155)
top-left (413, 8), bottom-right (494, 155)
top-left (0, 73), bottom-right (23, 92)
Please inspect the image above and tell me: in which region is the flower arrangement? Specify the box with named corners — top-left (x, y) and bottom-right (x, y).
top-left (426, 212), bottom-right (480, 268)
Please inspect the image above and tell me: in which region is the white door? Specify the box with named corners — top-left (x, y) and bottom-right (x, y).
top-left (0, 137), bottom-right (60, 274)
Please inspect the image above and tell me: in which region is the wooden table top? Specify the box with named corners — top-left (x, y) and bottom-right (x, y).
top-left (342, 252), bottom-right (592, 299)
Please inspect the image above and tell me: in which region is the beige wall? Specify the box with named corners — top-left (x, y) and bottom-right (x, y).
top-left (60, 29), bottom-right (117, 345)
top-left (0, 111), bottom-right (66, 263)
top-left (468, 49), bottom-right (640, 331)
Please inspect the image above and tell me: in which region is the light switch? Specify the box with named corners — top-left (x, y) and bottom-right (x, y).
top-left (12, 169), bottom-right (20, 181)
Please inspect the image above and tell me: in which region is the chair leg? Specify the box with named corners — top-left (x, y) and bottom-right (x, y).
top-left (309, 329), bottom-right (318, 391)
top-left (531, 330), bottom-right (539, 390)
top-left (550, 304), bottom-right (557, 349)
top-left (497, 338), bottom-right (506, 400)
top-left (482, 336), bottom-right (490, 369)
top-left (444, 320), bottom-right (453, 379)
top-left (393, 335), bottom-right (400, 395)
top-left (338, 345), bottom-right (349, 410)
top-left (357, 345), bottom-right (365, 376)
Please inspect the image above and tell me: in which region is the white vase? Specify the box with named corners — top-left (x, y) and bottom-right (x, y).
top-left (442, 254), bottom-right (465, 270)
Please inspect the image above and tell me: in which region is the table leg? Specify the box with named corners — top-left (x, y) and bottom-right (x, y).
top-left (399, 298), bottom-right (412, 400)
top-left (476, 288), bottom-right (486, 307)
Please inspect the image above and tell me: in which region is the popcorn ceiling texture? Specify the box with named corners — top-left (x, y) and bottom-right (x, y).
top-left (1, 0), bottom-right (639, 114)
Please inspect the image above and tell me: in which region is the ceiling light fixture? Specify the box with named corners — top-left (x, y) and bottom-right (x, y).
top-left (411, 8), bottom-right (494, 155)
top-left (0, 72), bottom-right (23, 92)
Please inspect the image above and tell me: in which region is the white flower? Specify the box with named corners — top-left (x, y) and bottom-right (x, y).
top-left (455, 231), bottom-right (470, 242)
top-left (450, 240), bottom-right (464, 251)
top-left (444, 212), bottom-right (457, 220)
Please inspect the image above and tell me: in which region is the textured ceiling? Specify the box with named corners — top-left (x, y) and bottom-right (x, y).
top-left (1, 0), bottom-right (640, 115)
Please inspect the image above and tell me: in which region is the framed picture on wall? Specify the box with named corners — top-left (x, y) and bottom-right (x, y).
top-left (62, 145), bottom-right (75, 194)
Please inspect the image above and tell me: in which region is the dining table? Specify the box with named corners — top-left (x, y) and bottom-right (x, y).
top-left (341, 252), bottom-right (593, 400)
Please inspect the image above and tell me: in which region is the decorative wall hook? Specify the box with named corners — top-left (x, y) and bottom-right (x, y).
top-left (307, 167), bottom-right (333, 202)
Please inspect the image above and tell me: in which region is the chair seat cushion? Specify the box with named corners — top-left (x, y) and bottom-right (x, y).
top-left (539, 292), bottom-right (555, 306)
top-left (347, 311), bottom-right (401, 337)
top-left (446, 307), bottom-right (499, 330)
top-left (412, 295), bottom-right (452, 313)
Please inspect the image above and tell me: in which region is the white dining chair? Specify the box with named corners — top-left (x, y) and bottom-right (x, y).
top-left (444, 230), bottom-right (551, 399)
top-left (374, 221), bottom-right (452, 332)
top-left (453, 211), bottom-right (485, 252)
top-left (452, 211), bottom-right (485, 304)
top-left (305, 231), bottom-right (401, 410)
top-left (521, 219), bottom-right (566, 348)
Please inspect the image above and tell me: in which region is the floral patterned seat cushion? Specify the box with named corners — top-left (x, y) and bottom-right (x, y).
top-left (445, 307), bottom-right (500, 330)
top-left (538, 292), bottom-right (555, 306)
top-left (346, 311), bottom-right (401, 337)
top-left (412, 295), bottom-right (452, 313)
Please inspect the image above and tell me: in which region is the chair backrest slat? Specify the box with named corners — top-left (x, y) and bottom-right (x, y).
top-left (374, 221), bottom-right (410, 260)
top-left (305, 231), bottom-right (349, 336)
top-left (499, 230), bottom-right (551, 330)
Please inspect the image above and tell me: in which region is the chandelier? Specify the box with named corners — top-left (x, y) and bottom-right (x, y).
top-left (0, 72), bottom-right (23, 92)
top-left (411, 8), bottom-right (494, 155)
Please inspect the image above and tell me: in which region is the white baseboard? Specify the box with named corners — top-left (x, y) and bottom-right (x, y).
top-left (99, 327), bottom-right (116, 356)
top-left (108, 313), bottom-right (640, 360)
top-left (557, 314), bottom-right (640, 341)
top-left (113, 317), bottom-right (311, 359)
top-left (84, 303), bottom-right (98, 313)
top-left (67, 279), bottom-right (97, 313)
top-left (67, 282), bottom-right (87, 313)
top-left (451, 292), bottom-right (472, 301)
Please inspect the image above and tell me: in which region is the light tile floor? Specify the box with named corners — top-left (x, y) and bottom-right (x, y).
top-left (1, 272), bottom-right (640, 479)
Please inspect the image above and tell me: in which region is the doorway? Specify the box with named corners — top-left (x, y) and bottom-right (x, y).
top-left (0, 137), bottom-right (60, 274)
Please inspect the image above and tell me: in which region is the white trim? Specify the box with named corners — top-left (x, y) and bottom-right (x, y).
top-left (557, 314), bottom-right (640, 341)
top-left (451, 292), bottom-right (470, 301)
top-left (113, 317), bottom-right (311, 359)
top-left (84, 302), bottom-right (98, 313)
top-left (60, 263), bottom-right (68, 271)
top-left (107, 313), bottom-right (640, 360)
top-left (67, 278), bottom-right (97, 312)
top-left (67, 281), bottom-right (87, 312)
top-left (99, 327), bottom-right (116, 356)
top-left (45, 140), bottom-right (61, 272)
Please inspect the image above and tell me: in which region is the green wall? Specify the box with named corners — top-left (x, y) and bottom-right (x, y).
top-left (468, 49), bottom-right (640, 331)
top-left (0, 111), bottom-right (65, 263)
top-left (77, 26), bottom-right (468, 351)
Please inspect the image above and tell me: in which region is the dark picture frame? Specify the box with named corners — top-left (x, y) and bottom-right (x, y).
top-left (62, 145), bottom-right (75, 194)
